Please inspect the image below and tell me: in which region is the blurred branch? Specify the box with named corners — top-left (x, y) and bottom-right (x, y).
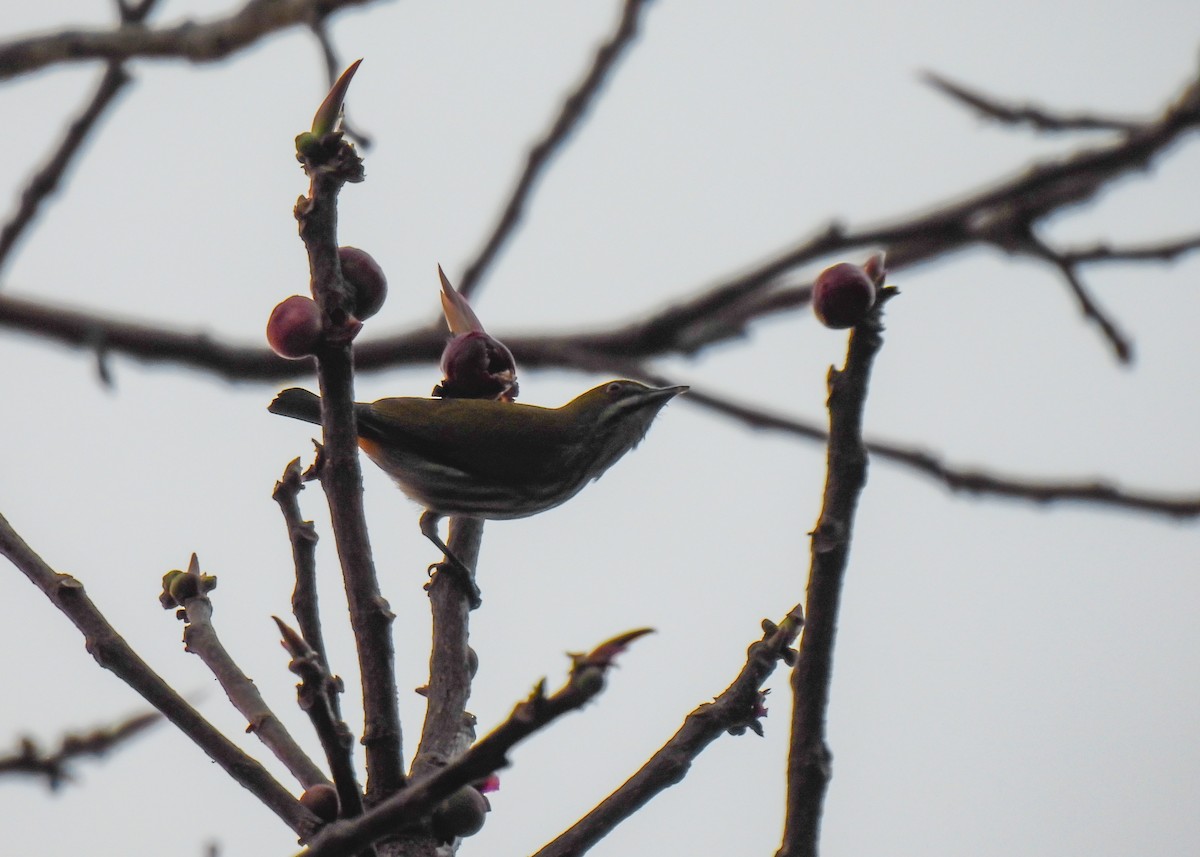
top-left (599, 366), bottom-right (1200, 518)
top-left (457, 0), bottom-right (653, 299)
top-left (1, 291), bottom-right (1195, 518)
top-left (164, 554), bottom-right (331, 790)
top-left (0, 68), bottom-right (1196, 522)
top-left (0, 0), bottom-right (378, 80)
top-left (533, 611), bottom-right (802, 857)
top-left (297, 630), bottom-right (653, 857)
top-left (0, 65), bottom-right (129, 275)
top-left (1022, 231), bottom-right (1132, 361)
top-left (923, 71), bottom-right (1144, 133)
top-left (5, 64), bottom-right (1199, 371)
top-left (1061, 233), bottom-right (1200, 264)
top-left (0, 710), bottom-right (159, 790)
top-left (778, 289), bottom-right (896, 857)
top-left (0, 512), bottom-right (320, 839)
top-left (0, 0), bottom-right (162, 276)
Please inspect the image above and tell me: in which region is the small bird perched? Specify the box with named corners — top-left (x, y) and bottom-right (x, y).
top-left (268, 380), bottom-right (686, 598)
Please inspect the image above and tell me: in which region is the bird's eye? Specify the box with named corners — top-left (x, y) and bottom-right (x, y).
top-left (605, 382), bottom-right (623, 395)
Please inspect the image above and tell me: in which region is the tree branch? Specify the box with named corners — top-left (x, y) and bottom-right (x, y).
top-left (296, 630), bottom-right (653, 857)
top-left (165, 555), bottom-right (331, 790)
top-left (0, 0), bottom-right (378, 80)
top-left (0, 512), bottom-right (320, 839)
top-left (923, 71), bottom-right (1144, 134)
top-left (533, 611), bottom-right (803, 857)
top-left (294, 118), bottom-right (405, 801)
top-left (778, 289), bottom-right (896, 857)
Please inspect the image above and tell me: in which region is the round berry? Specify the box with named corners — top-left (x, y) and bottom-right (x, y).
top-left (812, 262), bottom-right (876, 329)
top-left (339, 247), bottom-right (388, 320)
top-left (267, 295), bottom-right (322, 359)
top-left (299, 784), bottom-right (339, 823)
top-left (431, 785), bottom-right (489, 842)
top-left (436, 331), bottom-right (519, 400)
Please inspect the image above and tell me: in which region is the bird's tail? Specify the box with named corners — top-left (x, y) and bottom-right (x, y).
top-left (268, 388), bottom-right (322, 425)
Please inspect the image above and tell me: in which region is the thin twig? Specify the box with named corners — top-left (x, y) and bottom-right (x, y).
top-left (167, 555), bottom-right (330, 790)
top-left (533, 611), bottom-right (803, 857)
top-left (1062, 233), bottom-right (1200, 264)
top-left (273, 459), bottom-right (334, 682)
top-left (0, 0), bottom-right (163, 274)
top-left (923, 71), bottom-right (1144, 134)
top-left (275, 618), bottom-right (368, 829)
top-left (777, 289), bottom-right (896, 857)
top-left (1022, 232), bottom-right (1132, 362)
top-left (0, 65), bottom-right (130, 275)
top-left (0, 513), bottom-right (319, 838)
top-left (457, 0), bottom-right (653, 299)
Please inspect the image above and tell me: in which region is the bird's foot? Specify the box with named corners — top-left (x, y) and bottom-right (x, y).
top-left (426, 559), bottom-right (483, 610)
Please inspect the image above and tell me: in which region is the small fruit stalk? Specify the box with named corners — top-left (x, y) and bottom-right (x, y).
top-left (811, 252), bottom-right (887, 329)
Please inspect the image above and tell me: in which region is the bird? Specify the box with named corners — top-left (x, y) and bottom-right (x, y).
top-left (268, 379), bottom-right (686, 602)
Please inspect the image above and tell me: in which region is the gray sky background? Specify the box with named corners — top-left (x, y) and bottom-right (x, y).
top-left (2, 2), bottom-right (1198, 855)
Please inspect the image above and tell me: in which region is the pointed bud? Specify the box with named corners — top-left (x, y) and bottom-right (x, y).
top-left (812, 262), bottom-right (876, 329)
top-left (311, 59), bottom-right (362, 137)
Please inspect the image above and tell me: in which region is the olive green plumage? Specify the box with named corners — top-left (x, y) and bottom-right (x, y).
top-left (267, 380), bottom-right (686, 521)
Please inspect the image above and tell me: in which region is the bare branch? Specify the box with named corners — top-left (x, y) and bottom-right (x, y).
top-left (0, 710), bottom-right (159, 790)
top-left (411, 519), bottom-right (484, 780)
top-left (5, 63), bottom-right (1198, 376)
top-left (923, 71), bottom-right (1144, 134)
top-left (163, 554), bottom-right (331, 790)
top-left (0, 0), bottom-right (378, 80)
top-left (295, 113), bottom-right (406, 801)
top-left (275, 618), bottom-right (368, 827)
top-left (778, 289), bottom-right (897, 857)
top-left (533, 611), bottom-right (802, 857)
top-left (1062, 233), bottom-right (1200, 265)
top-left (457, 0), bottom-right (653, 299)
top-left (1023, 232), bottom-right (1132, 362)
top-left (0, 0), bottom-right (165, 276)
top-left (0, 513), bottom-right (320, 838)
top-left (296, 630), bottom-right (654, 857)
top-left (0, 66), bottom-right (129, 275)
top-left (273, 459), bottom-right (335, 687)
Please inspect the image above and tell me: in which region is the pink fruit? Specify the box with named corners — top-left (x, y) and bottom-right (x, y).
top-left (812, 262), bottom-right (876, 329)
top-left (339, 246), bottom-right (388, 320)
top-left (436, 330), bottom-right (519, 400)
top-left (267, 295), bottom-right (322, 358)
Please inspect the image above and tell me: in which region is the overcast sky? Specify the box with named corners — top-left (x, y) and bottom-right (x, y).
top-left (2, 2), bottom-right (1198, 856)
